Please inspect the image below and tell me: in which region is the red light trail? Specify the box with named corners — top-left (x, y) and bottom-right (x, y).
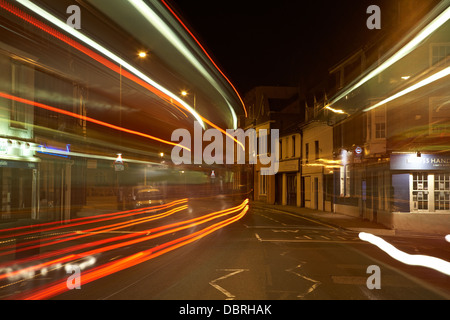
top-left (0, 0), bottom-right (243, 142)
top-left (0, 199), bottom-right (249, 300)
top-left (0, 92), bottom-right (191, 152)
top-left (160, 0), bottom-right (248, 118)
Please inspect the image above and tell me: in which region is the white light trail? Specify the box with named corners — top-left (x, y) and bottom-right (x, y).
top-left (35, 146), bottom-right (162, 166)
top-left (363, 66), bottom-right (450, 112)
top-left (16, 0), bottom-right (205, 128)
top-left (128, 0), bottom-right (238, 129)
top-left (328, 5), bottom-right (450, 108)
top-left (359, 232), bottom-right (450, 276)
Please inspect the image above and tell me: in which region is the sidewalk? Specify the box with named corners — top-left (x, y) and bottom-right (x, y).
top-left (250, 201), bottom-right (443, 238)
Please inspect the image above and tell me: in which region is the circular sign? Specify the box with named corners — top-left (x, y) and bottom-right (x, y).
top-left (355, 147), bottom-right (363, 155)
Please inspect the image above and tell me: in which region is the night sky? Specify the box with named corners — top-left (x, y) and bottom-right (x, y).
top-left (168, 0), bottom-right (392, 95)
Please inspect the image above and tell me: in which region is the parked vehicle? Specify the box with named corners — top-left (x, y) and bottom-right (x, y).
top-left (126, 187), bottom-right (165, 209)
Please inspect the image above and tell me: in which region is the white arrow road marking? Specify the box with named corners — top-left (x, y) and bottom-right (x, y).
top-left (209, 269), bottom-right (249, 300)
top-left (286, 263), bottom-right (321, 299)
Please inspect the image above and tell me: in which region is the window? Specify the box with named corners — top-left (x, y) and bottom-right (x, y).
top-left (374, 107), bottom-right (386, 139)
top-left (411, 173), bottom-right (429, 211)
top-left (345, 165), bottom-right (351, 197)
top-left (305, 143), bottom-right (309, 164)
top-left (292, 135), bottom-right (296, 158)
top-left (375, 123), bottom-right (386, 138)
top-left (429, 97), bottom-right (450, 135)
top-left (314, 140), bottom-right (319, 160)
top-left (340, 164), bottom-right (351, 197)
top-left (279, 139), bottom-right (283, 160)
top-left (410, 172), bottom-right (450, 212)
top-left (430, 43), bottom-right (450, 66)
top-left (10, 61), bottom-right (27, 129)
top-left (434, 173), bottom-right (450, 211)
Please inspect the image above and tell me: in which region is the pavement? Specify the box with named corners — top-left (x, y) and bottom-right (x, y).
top-left (250, 201), bottom-right (447, 239)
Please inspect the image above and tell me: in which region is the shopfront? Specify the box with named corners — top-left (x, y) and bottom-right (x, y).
top-left (388, 153), bottom-right (450, 233)
top-left (0, 139), bottom-right (39, 222)
top-left (391, 153), bottom-right (450, 213)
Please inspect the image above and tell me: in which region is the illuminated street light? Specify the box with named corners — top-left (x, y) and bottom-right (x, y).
top-left (181, 90), bottom-right (188, 97)
top-left (138, 51), bottom-right (147, 58)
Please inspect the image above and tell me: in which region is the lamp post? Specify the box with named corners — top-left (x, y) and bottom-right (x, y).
top-left (180, 90), bottom-right (196, 111)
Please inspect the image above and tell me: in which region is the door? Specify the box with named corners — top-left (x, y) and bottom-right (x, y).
top-left (287, 174), bottom-right (297, 206)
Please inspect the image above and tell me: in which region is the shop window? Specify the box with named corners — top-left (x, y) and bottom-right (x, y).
top-left (345, 165), bottom-right (351, 197)
top-left (412, 172), bottom-right (428, 211)
top-left (434, 173), bottom-right (450, 211)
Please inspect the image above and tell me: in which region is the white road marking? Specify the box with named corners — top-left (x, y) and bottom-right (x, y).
top-left (286, 263), bottom-right (321, 298)
top-left (209, 269), bottom-right (249, 300)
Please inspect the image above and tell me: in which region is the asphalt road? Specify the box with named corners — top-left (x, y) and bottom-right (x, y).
top-left (54, 201), bottom-right (449, 300)
top-left (1, 198), bottom-right (449, 301)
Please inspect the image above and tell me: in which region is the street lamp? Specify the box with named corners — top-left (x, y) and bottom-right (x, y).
top-left (180, 90), bottom-right (196, 110)
top-left (138, 51), bottom-right (148, 58)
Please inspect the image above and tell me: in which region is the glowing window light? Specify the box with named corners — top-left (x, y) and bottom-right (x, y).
top-left (14, 0), bottom-right (205, 128)
top-left (359, 232), bottom-right (450, 276)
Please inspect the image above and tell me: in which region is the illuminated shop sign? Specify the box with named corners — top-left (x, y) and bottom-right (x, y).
top-left (37, 144), bottom-right (70, 158)
top-left (390, 154), bottom-right (450, 170)
top-left (0, 138), bottom-right (37, 159)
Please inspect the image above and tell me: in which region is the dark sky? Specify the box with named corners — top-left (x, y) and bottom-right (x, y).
top-left (168, 0), bottom-right (392, 95)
